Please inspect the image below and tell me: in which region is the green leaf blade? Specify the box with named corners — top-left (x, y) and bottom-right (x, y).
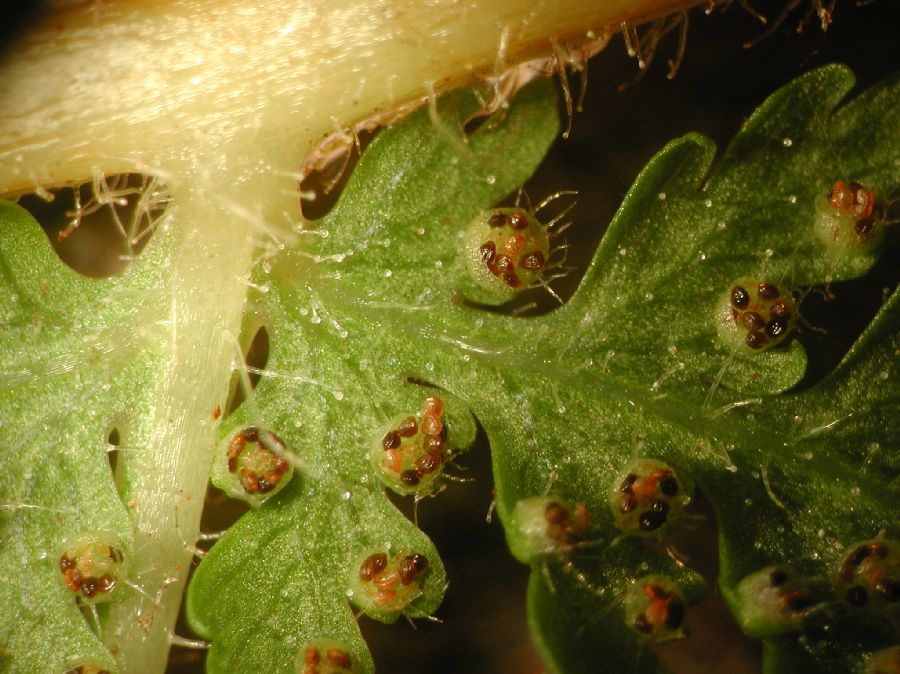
top-left (186, 80), bottom-right (560, 674)
top-left (0, 202), bottom-right (172, 674)
top-left (189, 66), bottom-right (899, 674)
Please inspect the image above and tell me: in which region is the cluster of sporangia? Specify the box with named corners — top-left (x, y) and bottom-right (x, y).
top-left (477, 209), bottom-right (547, 289)
top-left (837, 539), bottom-right (900, 610)
top-left (543, 499), bottom-right (590, 547)
top-left (815, 179), bottom-right (883, 251)
top-left (226, 427), bottom-right (291, 495)
top-left (623, 576), bottom-right (687, 642)
top-left (734, 566), bottom-right (819, 638)
top-left (610, 459), bottom-right (688, 534)
top-left (463, 206), bottom-right (552, 301)
top-left (726, 280), bottom-right (795, 350)
top-left (350, 551), bottom-right (430, 613)
top-left (57, 537), bottom-right (125, 603)
top-left (372, 395), bottom-right (448, 496)
top-left (510, 495), bottom-right (591, 562)
top-left (298, 639), bottom-right (356, 674)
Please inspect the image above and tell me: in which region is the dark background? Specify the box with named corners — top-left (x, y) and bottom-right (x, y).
top-left (5, 1), bottom-right (900, 672)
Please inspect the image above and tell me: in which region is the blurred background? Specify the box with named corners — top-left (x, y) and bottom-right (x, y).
top-left (4, 1), bottom-right (900, 672)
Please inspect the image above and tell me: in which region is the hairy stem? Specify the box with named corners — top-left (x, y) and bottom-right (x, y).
top-left (102, 164), bottom-right (292, 674)
top-left (0, 0), bottom-right (701, 195)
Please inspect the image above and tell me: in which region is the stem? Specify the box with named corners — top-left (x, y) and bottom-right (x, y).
top-left (0, 0), bottom-right (701, 195)
top-left (0, 1), bottom-right (704, 672)
top-left (102, 163), bottom-right (294, 674)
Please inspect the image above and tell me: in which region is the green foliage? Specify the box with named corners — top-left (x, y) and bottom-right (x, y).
top-left (0, 202), bottom-right (172, 673)
top-left (185, 79), bottom-right (558, 673)
top-left (484, 65), bottom-right (900, 673)
top-left (1, 65), bottom-right (898, 674)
